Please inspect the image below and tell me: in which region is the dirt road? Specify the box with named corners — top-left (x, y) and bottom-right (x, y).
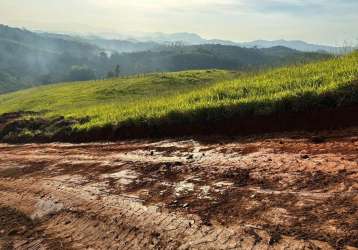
top-left (0, 128), bottom-right (357, 249)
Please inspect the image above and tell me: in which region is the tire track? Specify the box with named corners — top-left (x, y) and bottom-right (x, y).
top-left (1, 130), bottom-right (358, 249)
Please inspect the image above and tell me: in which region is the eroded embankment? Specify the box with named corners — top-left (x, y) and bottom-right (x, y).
top-left (2, 105), bottom-right (358, 143)
top-left (0, 128), bottom-right (357, 249)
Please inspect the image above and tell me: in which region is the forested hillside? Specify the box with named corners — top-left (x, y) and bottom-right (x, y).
top-left (0, 25), bottom-right (101, 92)
top-left (0, 25), bottom-right (330, 94)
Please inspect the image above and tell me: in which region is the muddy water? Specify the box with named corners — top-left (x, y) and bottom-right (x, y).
top-left (0, 128), bottom-right (358, 249)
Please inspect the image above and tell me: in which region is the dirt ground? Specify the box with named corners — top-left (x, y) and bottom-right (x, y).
top-left (0, 128), bottom-right (357, 249)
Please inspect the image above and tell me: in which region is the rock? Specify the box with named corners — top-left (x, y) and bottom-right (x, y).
top-left (8, 229), bottom-right (18, 236)
top-left (269, 232), bottom-right (282, 245)
top-left (301, 154), bottom-right (310, 159)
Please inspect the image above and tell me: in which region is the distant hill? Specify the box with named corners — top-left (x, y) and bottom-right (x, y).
top-left (84, 37), bottom-right (164, 53)
top-left (136, 32), bottom-right (207, 44)
top-left (0, 24), bottom-right (330, 94)
top-left (0, 25), bottom-right (102, 92)
top-left (111, 45), bottom-right (329, 75)
top-left (239, 40), bottom-right (345, 54)
top-left (38, 30), bottom-right (352, 55)
top-left (105, 32), bottom-right (350, 54)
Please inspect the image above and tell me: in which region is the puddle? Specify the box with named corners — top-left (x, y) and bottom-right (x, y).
top-left (214, 181), bottom-right (234, 187)
top-left (102, 169), bottom-right (138, 185)
top-left (175, 181), bottom-right (195, 196)
top-left (198, 185), bottom-right (211, 199)
top-left (31, 199), bottom-right (63, 220)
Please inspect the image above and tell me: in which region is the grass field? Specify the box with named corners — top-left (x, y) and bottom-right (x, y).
top-left (0, 52), bottom-right (358, 140)
top-left (0, 69), bottom-right (237, 119)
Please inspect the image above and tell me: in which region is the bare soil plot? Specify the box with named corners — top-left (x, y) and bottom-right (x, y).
top-left (0, 128), bottom-right (357, 249)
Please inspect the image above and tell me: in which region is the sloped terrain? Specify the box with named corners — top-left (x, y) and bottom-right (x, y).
top-left (1, 128), bottom-right (357, 249)
top-left (0, 52), bottom-right (357, 143)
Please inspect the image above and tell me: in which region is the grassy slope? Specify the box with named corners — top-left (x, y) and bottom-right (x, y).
top-left (0, 69), bottom-right (237, 119)
top-left (0, 52), bottom-right (358, 138)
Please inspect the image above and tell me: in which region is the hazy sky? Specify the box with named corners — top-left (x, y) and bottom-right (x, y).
top-left (1, 0), bottom-right (357, 45)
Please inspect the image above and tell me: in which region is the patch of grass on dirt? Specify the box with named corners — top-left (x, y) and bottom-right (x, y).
top-left (0, 52), bottom-right (358, 140)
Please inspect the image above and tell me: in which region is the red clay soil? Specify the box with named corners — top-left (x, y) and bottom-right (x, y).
top-left (0, 127), bottom-right (357, 249)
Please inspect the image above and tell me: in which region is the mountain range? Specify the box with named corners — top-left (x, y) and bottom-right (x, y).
top-left (80, 32), bottom-right (352, 54)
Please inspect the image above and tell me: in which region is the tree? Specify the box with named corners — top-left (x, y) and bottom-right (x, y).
top-left (114, 64), bottom-right (120, 77)
top-left (67, 65), bottom-right (96, 81)
top-left (107, 71), bottom-right (114, 78)
top-left (100, 51), bottom-right (107, 59)
top-left (99, 51), bottom-right (108, 63)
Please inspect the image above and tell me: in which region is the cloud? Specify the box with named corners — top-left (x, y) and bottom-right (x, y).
top-left (0, 0), bottom-right (357, 44)
top-left (81, 0), bottom-right (358, 17)
top-left (196, 0), bottom-right (358, 16)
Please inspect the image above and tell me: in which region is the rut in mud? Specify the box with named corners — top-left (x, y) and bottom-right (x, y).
top-left (0, 128), bottom-right (358, 249)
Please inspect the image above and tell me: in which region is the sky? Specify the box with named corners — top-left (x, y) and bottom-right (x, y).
top-left (0, 0), bottom-right (357, 45)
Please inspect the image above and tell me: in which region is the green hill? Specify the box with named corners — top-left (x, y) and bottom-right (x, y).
top-left (0, 52), bottom-right (357, 142)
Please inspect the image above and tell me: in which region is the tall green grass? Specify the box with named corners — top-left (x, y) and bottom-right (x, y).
top-left (1, 52), bottom-right (358, 134)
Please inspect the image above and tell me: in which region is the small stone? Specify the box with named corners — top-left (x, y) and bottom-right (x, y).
top-left (8, 229), bottom-right (17, 236)
top-left (301, 154), bottom-right (310, 160)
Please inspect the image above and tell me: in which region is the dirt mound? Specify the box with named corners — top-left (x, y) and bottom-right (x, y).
top-left (0, 128), bottom-right (357, 249)
top-left (0, 112), bottom-right (88, 143)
